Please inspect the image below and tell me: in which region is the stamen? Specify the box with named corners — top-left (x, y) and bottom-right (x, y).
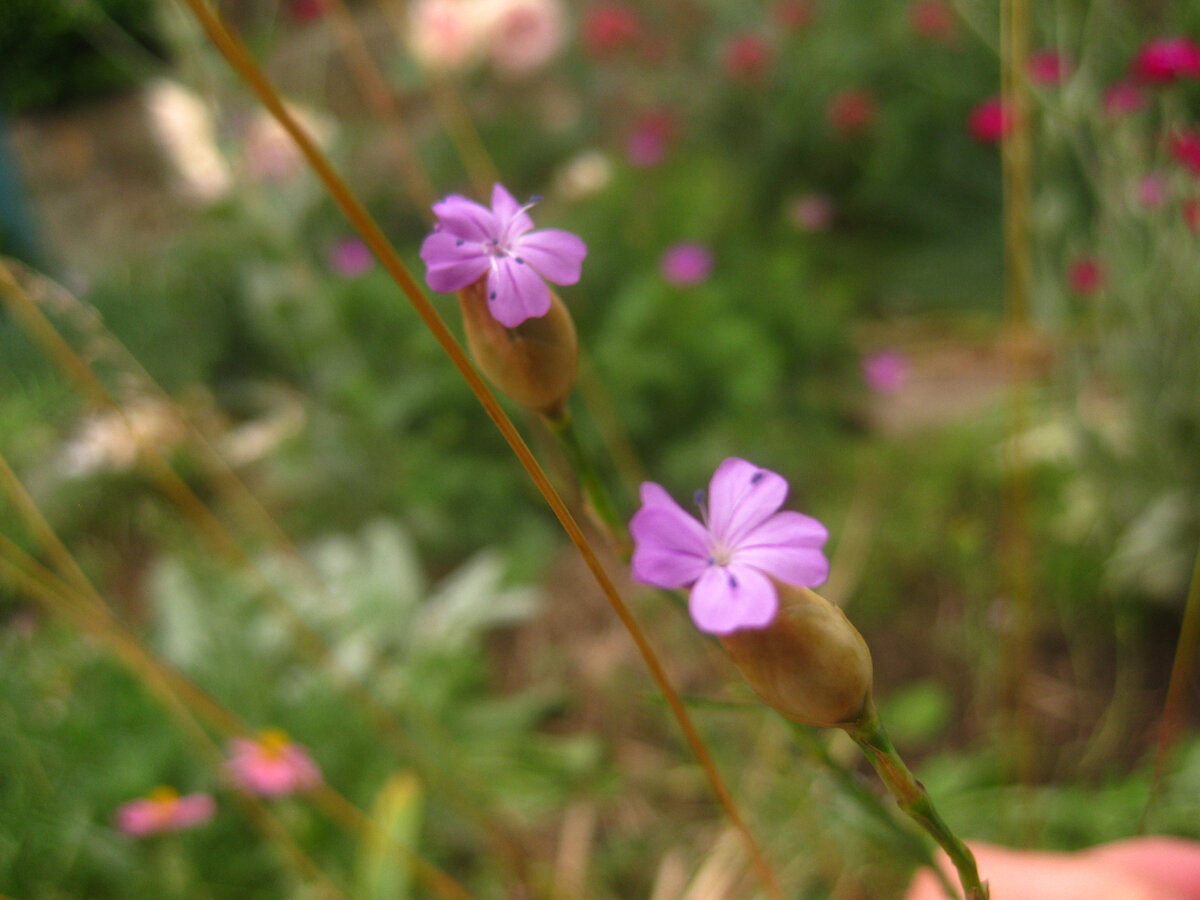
top-left (514, 257), bottom-right (525, 264)
top-left (455, 239), bottom-right (464, 246)
top-left (727, 573), bottom-right (738, 589)
top-left (489, 291), bottom-right (497, 301)
top-left (750, 471), bottom-right (764, 485)
top-left (693, 489), bottom-right (708, 526)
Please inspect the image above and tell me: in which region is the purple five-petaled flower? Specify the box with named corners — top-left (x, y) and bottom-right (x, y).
top-left (630, 458), bottom-right (830, 635)
top-left (420, 183), bottom-right (587, 328)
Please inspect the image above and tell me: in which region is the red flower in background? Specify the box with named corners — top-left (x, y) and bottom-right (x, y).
top-left (1028, 50), bottom-right (1071, 85)
top-left (968, 97), bottom-right (1013, 143)
top-left (910, 1), bottom-right (956, 43)
top-left (827, 89), bottom-right (877, 135)
top-left (1184, 199), bottom-right (1200, 233)
top-left (627, 109), bottom-right (677, 167)
top-left (289, 0), bottom-right (325, 23)
top-left (582, 3), bottom-right (641, 57)
top-left (1103, 80), bottom-right (1146, 116)
top-left (1068, 258), bottom-right (1105, 296)
top-left (773, 0), bottom-right (814, 32)
top-left (1133, 36), bottom-right (1200, 84)
top-left (1171, 129), bottom-right (1200, 176)
top-left (723, 33), bottom-right (774, 82)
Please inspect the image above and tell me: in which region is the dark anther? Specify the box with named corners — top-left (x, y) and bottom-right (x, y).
top-left (727, 573), bottom-right (739, 588)
top-left (750, 471), bottom-right (764, 485)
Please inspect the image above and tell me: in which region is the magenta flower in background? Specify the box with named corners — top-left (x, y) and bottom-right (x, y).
top-left (116, 787), bottom-right (216, 837)
top-left (421, 183), bottom-right (586, 328)
top-left (1104, 80), bottom-right (1146, 115)
top-left (1133, 36), bottom-right (1200, 84)
top-left (581, 3), bottom-right (642, 57)
top-left (723, 33), bottom-right (774, 82)
top-left (828, 89), bottom-right (877, 135)
top-left (788, 192), bottom-right (835, 231)
top-left (1138, 173), bottom-right (1168, 209)
top-left (660, 243), bottom-right (713, 286)
top-left (1028, 50), bottom-right (1070, 85)
top-left (630, 458), bottom-right (829, 635)
top-left (1068, 257), bottom-right (1105, 296)
top-left (626, 109), bottom-right (676, 167)
top-left (1170, 130), bottom-right (1200, 177)
top-left (288, 0), bottom-right (325, 23)
top-left (968, 96), bottom-right (1013, 143)
top-left (863, 350), bottom-right (909, 394)
top-left (228, 730), bottom-right (322, 797)
top-left (910, 0), bottom-right (956, 42)
top-left (772, 0), bottom-right (814, 32)
top-left (330, 237), bottom-right (374, 277)
top-left (1186, 198), bottom-right (1200, 233)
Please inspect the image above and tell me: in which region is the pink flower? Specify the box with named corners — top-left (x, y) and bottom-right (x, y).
top-left (626, 109), bottom-right (676, 167)
top-left (407, 0), bottom-right (485, 72)
top-left (288, 0), bottom-right (325, 23)
top-left (862, 350), bottom-right (908, 393)
top-left (228, 730), bottom-right (322, 797)
top-left (968, 96), bottom-right (1013, 143)
top-left (581, 3), bottom-right (641, 57)
top-left (630, 458), bottom-right (829, 635)
top-left (330, 237), bottom-right (374, 277)
top-left (1137, 173), bottom-right (1168, 208)
top-left (421, 183), bottom-right (586, 327)
top-left (1103, 80), bottom-right (1146, 115)
top-left (1068, 257), bottom-right (1105, 296)
top-left (828, 89), bottom-right (877, 135)
top-left (1170, 129), bottom-right (1200, 176)
top-left (1133, 36), bottom-right (1200, 84)
top-left (660, 243), bottom-right (713, 286)
top-left (910, 0), bottom-right (955, 42)
top-left (1028, 50), bottom-right (1070, 85)
top-left (117, 787), bottom-right (215, 837)
top-left (772, 0), bottom-right (814, 32)
top-left (723, 33), bottom-right (774, 82)
top-left (483, 0), bottom-right (566, 77)
top-left (788, 193), bottom-right (835, 231)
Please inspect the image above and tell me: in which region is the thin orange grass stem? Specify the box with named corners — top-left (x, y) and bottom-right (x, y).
top-left (1145, 542), bottom-right (1200, 822)
top-left (0, 261), bottom-right (531, 889)
top-left (0, 556), bottom-right (347, 899)
top-left (0, 538), bottom-right (477, 900)
top-left (173, 2), bottom-right (784, 895)
top-left (321, 0), bottom-right (437, 211)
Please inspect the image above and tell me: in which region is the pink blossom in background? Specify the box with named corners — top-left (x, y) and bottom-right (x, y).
top-left (968, 96), bottom-right (1013, 143)
top-left (288, 0), bottom-right (325, 23)
top-left (1133, 36), bottom-right (1200, 84)
top-left (483, 0), bottom-right (566, 77)
top-left (862, 350), bottom-right (909, 394)
top-left (1068, 257), bottom-right (1105, 296)
top-left (330, 237), bottom-right (374, 277)
top-left (630, 458), bottom-right (829, 635)
top-left (659, 243), bottom-right (713, 286)
top-left (910, 0), bottom-right (956, 42)
top-left (723, 33), bottom-right (774, 82)
top-left (772, 0), bottom-right (814, 32)
top-left (581, 3), bottom-right (641, 57)
top-left (1171, 129), bottom-right (1200, 176)
top-left (1028, 50), bottom-right (1071, 85)
top-left (407, 0), bottom-right (485, 72)
top-left (1137, 173), bottom-right (1168, 209)
top-left (827, 89), bottom-right (877, 135)
top-left (1185, 198), bottom-right (1200, 233)
top-left (117, 787), bottom-right (215, 837)
top-left (1103, 80), bottom-right (1146, 115)
top-left (228, 730), bottom-right (322, 797)
top-left (626, 109), bottom-right (676, 167)
top-left (787, 193), bottom-right (835, 231)
top-left (421, 183), bottom-right (587, 327)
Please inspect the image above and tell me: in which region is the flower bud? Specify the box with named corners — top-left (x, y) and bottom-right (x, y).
top-left (457, 279), bottom-right (578, 416)
top-left (720, 583), bottom-right (873, 728)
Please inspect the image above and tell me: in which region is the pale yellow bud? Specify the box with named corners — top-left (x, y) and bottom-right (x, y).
top-left (457, 280), bottom-right (578, 416)
top-left (720, 584), bottom-right (873, 729)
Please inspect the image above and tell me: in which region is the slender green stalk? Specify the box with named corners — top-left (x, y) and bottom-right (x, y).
top-left (543, 409), bottom-right (627, 553)
top-left (848, 698), bottom-right (989, 900)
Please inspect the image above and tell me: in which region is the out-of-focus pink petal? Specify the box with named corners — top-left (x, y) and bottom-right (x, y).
top-left (689, 564), bottom-right (778, 634)
top-left (421, 232), bottom-right (491, 291)
top-left (492, 183), bottom-right (535, 238)
top-left (172, 794), bottom-right (217, 827)
top-left (487, 257), bottom-right (552, 327)
top-left (737, 512), bottom-right (829, 586)
top-left (514, 229), bottom-right (587, 284)
top-left (431, 194), bottom-right (498, 241)
top-left (707, 458), bottom-right (788, 548)
top-left (631, 483), bottom-right (711, 588)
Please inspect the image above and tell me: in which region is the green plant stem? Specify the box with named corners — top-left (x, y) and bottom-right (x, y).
top-left (543, 409), bottom-right (629, 555)
top-left (848, 698), bottom-right (989, 900)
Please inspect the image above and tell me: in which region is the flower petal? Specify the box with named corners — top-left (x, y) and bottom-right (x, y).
top-left (432, 194), bottom-right (499, 241)
top-left (420, 232), bottom-right (491, 292)
top-left (689, 564), bottom-right (778, 635)
top-left (737, 511), bottom-right (829, 587)
top-left (486, 257), bottom-right (551, 327)
top-left (630, 482), bottom-right (710, 588)
top-left (707, 458), bottom-right (788, 549)
top-left (514, 229), bottom-right (587, 285)
top-left (491, 183), bottom-right (534, 239)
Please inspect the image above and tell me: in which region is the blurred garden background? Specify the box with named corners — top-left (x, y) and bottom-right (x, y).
top-left (2, 0), bottom-right (1200, 897)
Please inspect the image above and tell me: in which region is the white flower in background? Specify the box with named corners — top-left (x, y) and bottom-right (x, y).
top-left (58, 398), bottom-right (187, 478)
top-left (241, 102), bottom-right (335, 183)
top-left (480, 0), bottom-right (566, 77)
top-left (143, 79), bottom-right (232, 204)
top-left (406, 0), bottom-right (487, 72)
top-left (553, 150), bottom-right (613, 200)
